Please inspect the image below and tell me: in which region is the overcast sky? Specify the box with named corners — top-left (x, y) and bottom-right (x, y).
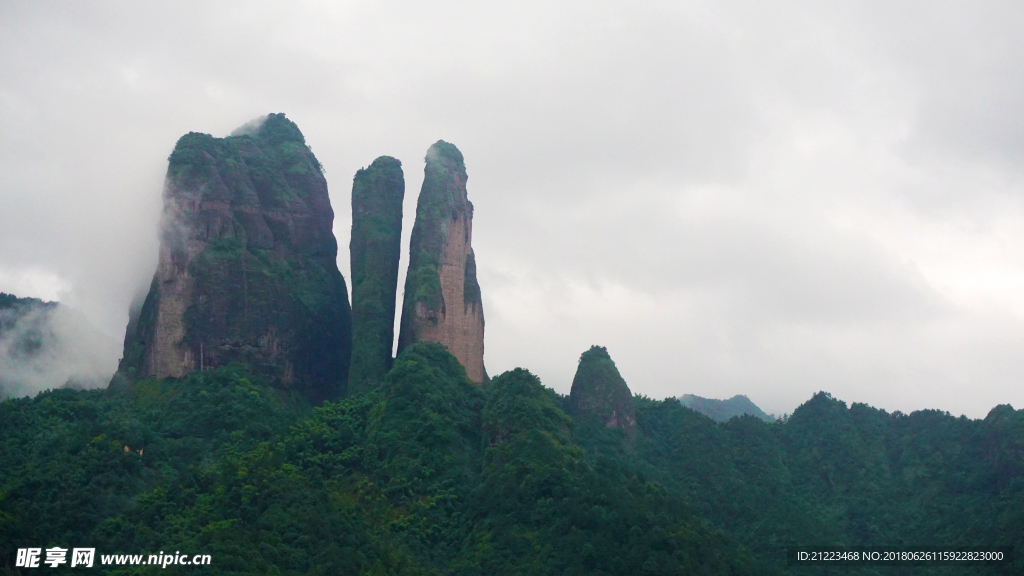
top-left (2, 1), bottom-right (1023, 417)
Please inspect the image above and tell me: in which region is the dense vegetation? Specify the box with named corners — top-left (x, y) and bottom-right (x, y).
top-left (167, 114), bottom-right (324, 198)
top-left (2, 344), bottom-right (1022, 574)
top-left (349, 156), bottom-right (405, 395)
top-left (0, 293), bottom-right (54, 313)
top-left (571, 393), bottom-right (1024, 575)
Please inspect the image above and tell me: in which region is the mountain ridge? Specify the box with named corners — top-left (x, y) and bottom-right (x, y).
top-left (677, 393), bottom-right (773, 422)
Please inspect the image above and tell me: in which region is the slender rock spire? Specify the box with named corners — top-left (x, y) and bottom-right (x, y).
top-left (397, 141), bottom-right (485, 382)
top-left (349, 156), bottom-right (405, 394)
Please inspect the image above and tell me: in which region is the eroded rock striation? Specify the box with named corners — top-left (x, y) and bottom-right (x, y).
top-left (396, 141), bottom-right (485, 383)
top-left (568, 346), bottom-right (637, 434)
top-left (349, 156), bottom-right (404, 395)
top-left (113, 113), bottom-right (352, 402)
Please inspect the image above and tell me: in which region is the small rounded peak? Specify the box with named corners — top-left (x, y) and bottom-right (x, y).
top-left (985, 404), bottom-right (1017, 423)
top-left (369, 155), bottom-right (403, 170)
top-left (568, 345), bottom-right (636, 434)
top-left (579, 345), bottom-right (611, 363)
top-left (256, 113), bottom-right (306, 146)
top-left (353, 155), bottom-right (405, 187)
top-left (425, 140), bottom-right (465, 169)
top-left (168, 132), bottom-right (220, 168)
top-left (484, 368), bottom-right (570, 444)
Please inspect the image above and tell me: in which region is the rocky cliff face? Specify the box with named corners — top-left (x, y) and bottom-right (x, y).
top-left (568, 346), bottom-right (637, 434)
top-left (349, 156), bottom-right (404, 395)
top-left (114, 114), bottom-right (352, 402)
top-left (396, 141), bottom-right (485, 383)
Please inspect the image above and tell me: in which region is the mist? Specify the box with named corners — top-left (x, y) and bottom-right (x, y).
top-left (0, 300), bottom-right (120, 398)
top-left (2, 1), bottom-right (1024, 418)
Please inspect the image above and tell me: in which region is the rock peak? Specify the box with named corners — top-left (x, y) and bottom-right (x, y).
top-left (425, 139), bottom-right (465, 168)
top-left (349, 155), bottom-right (405, 394)
top-left (397, 141), bottom-right (485, 382)
top-left (112, 114), bottom-right (352, 403)
top-left (568, 345), bottom-right (637, 434)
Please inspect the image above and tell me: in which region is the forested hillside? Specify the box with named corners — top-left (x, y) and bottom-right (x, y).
top-left (574, 393), bottom-right (1024, 574)
top-left (1, 344), bottom-right (1022, 574)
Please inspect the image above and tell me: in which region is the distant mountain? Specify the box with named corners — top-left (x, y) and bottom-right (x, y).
top-left (0, 292), bottom-right (118, 397)
top-left (677, 393), bottom-right (772, 422)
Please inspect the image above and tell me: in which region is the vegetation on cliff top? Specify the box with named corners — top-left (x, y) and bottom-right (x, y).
top-left (167, 113), bottom-right (323, 193)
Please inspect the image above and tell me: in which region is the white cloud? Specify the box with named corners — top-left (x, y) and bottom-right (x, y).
top-left (2, 0), bottom-right (1023, 416)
